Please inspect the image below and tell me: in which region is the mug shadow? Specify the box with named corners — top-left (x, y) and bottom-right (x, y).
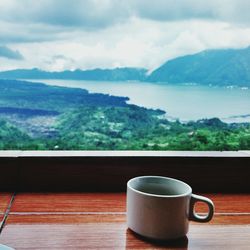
top-left (125, 228), bottom-right (189, 249)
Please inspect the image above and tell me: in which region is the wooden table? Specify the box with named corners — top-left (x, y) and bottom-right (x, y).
top-left (0, 193), bottom-right (250, 249)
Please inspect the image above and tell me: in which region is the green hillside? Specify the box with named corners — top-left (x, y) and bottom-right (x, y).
top-left (148, 47), bottom-right (250, 86)
top-left (0, 79), bottom-right (249, 150)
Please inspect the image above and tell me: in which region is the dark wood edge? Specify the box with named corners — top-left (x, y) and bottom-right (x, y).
top-left (0, 155), bottom-right (249, 192)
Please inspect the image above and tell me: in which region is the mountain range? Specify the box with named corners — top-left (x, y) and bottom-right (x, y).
top-left (0, 67), bottom-right (147, 82)
top-left (148, 46), bottom-right (250, 86)
top-left (0, 46), bottom-right (249, 86)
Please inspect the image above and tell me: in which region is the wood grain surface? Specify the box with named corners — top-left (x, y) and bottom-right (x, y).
top-left (4, 214), bottom-right (250, 225)
top-left (1, 221), bottom-right (249, 249)
top-left (0, 193), bottom-right (12, 213)
top-left (11, 193), bottom-right (126, 212)
top-left (0, 193), bottom-right (249, 250)
top-left (10, 193), bottom-right (250, 213)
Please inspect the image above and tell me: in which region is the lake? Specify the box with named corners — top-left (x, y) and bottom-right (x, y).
top-left (28, 79), bottom-right (250, 123)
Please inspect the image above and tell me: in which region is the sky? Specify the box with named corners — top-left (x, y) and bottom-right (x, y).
top-left (0, 0), bottom-right (250, 72)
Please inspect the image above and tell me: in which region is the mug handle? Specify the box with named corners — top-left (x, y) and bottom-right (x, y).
top-left (189, 194), bottom-right (214, 222)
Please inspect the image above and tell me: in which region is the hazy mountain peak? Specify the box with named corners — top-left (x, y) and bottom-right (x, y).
top-left (147, 46), bottom-right (250, 86)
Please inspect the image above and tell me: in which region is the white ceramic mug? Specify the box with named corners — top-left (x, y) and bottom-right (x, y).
top-left (127, 176), bottom-right (214, 240)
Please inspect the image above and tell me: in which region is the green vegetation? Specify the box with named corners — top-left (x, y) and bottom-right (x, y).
top-left (54, 110), bottom-right (250, 150)
top-left (148, 47), bottom-right (250, 86)
top-left (0, 79), bottom-right (249, 150)
top-left (0, 106), bottom-right (249, 150)
top-left (0, 119), bottom-right (31, 149)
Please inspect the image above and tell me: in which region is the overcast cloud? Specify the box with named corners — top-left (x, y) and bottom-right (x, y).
top-left (0, 0), bottom-right (249, 71)
top-left (0, 45), bottom-right (23, 60)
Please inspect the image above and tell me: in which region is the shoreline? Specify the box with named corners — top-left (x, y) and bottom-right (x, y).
top-left (9, 78), bottom-right (250, 124)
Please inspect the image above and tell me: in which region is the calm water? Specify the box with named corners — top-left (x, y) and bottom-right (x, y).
top-left (28, 79), bottom-right (250, 123)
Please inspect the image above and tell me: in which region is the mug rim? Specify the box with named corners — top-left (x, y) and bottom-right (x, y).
top-left (127, 176), bottom-right (192, 198)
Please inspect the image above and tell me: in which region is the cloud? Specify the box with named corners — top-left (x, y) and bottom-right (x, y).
top-left (0, 0), bottom-right (130, 44)
top-left (0, 0), bottom-right (249, 44)
top-left (0, 0), bottom-right (129, 29)
top-left (131, 0), bottom-right (215, 21)
top-left (0, 0), bottom-right (249, 29)
top-left (0, 1), bottom-right (250, 71)
top-left (44, 55), bottom-right (76, 71)
top-left (0, 21), bottom-right (71, 43)
top-left (0, 45), bottom-right (23, 60)
top-left (6, 18), bottom-right (249, 72)
top-left (131, 0), bottom-right (250, 25)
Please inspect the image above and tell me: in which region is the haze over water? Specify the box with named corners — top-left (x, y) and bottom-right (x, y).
top-left (28, 79), bottom-right (250, 123)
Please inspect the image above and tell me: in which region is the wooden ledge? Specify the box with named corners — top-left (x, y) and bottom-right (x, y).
top-left (0, 193), bottom-right (249, 249)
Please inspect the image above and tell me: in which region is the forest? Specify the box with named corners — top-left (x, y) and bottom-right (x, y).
top-left (0, 79), bottom-right (249, 150)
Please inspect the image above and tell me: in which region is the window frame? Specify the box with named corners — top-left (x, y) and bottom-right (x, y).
top-left (0, 150), bottom-right (249, 192)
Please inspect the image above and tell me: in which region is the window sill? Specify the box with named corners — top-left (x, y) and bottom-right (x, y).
top-left (0, 150), bottom-right (250, 157)
top-left (0, 151), bottom-right (249, 192)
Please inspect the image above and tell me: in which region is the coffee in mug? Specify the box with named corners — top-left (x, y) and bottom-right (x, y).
top-left (127, 176), bottom-right (214, 240)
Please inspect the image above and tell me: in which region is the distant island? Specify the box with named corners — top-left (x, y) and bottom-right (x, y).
top-left (0, 46), bottom-right (250, 86)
